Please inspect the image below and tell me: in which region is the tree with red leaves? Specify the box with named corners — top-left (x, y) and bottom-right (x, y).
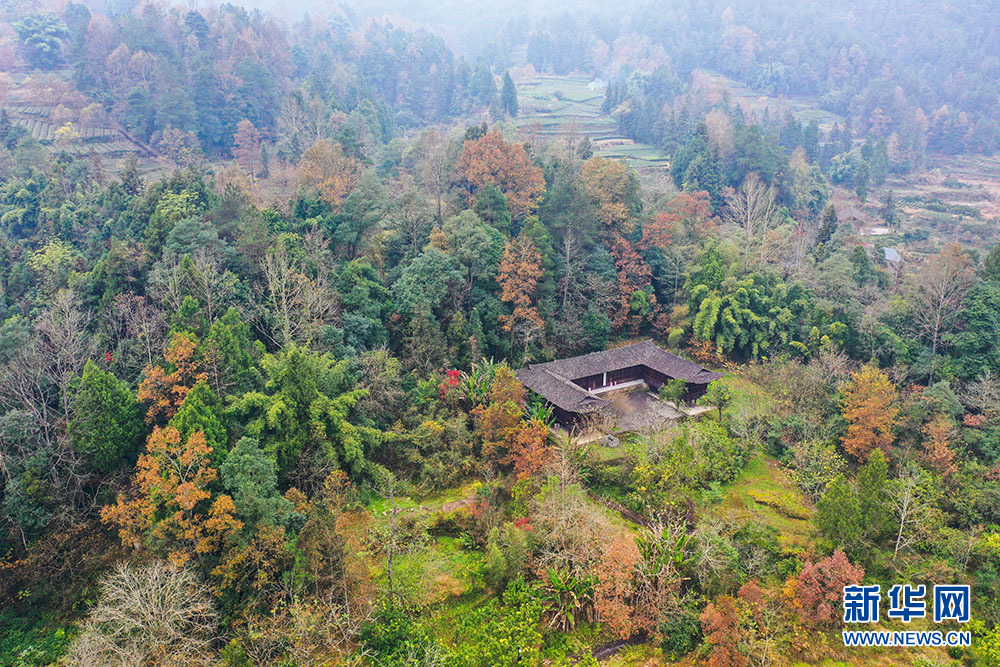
top-left (701, 595), bottom-right (747, 667)
top-left (642, 190), bottom-right (715, 249)
top-left (792, 549), bottom-right (864, 624)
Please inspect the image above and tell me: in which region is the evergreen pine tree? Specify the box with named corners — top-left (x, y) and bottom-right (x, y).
top-left (857, 448), bottom-right (892, 542)
top-left (69, 360), bottom-right (145, 471)
top-left (879, 190), bottom-right (900, 228)
top-left (983, 244), bottom-right (1000, 283)
top-left (219, 436), bottom-right (291, 527)
top-left (500, 71), bottom-right (518, 118)
top-left (168, 382), bottom-right (228, 469)
top-left (205, 307), bottom-right (258, 397)
top-left (815, 474), bottom-right (863, 551)
top-left (817, 204), bottom-right (838, 246)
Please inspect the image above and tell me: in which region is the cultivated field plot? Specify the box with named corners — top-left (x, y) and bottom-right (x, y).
top-left (516, 74), bottom-right (670, 174)
top-left (698, 69), bottom-right (844, 129)
top-left (4, 94), bottom-right (148, 158)
top-left (877, 154), bottom-right (1000, 255)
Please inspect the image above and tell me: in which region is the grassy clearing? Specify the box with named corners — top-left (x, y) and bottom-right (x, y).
top-left (716, 454), bottom-right (814, 548)
top-left (391, 536), bottom-right (485, 608)
top-left (604, 643), bottom-right (665, 665)
top-left (367, 481), bottom-right (477, 515)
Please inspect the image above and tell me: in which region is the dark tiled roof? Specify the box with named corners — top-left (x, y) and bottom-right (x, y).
top-left (516, 340), bottom-right (722, 414)
top-left (515, 365), bottom-right (611, 413)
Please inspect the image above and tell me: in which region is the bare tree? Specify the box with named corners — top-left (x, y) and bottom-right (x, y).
top-left (723, 172), bottom-right (777, 271)
top-left (369, 470), bottom-right (427, 603)
top-left (151, 250), bottom-right (238, 328)
top-left (908, 243), bottom-right (975, 376)
top-left (388, 188), bottom-right (433, 261)
top-left (413, 128), bottom-right (455, 224)
top-left (890, 463), bottom-right (932, 558)
top-left (65, 561), bottom-right (218, 667)
top-left (276, 92), bottom-right (339, 155)
top-left (254, 238), bottom-right (339, 348)
top-left (108, 292), bottom-right (167, 377)
top-left (531, 478), bottom-right (614, 577)
top-left (557, 228), bottom-right (585, 312)
top-left (962, 370), bottom-right (1000, 415)
top-left (35, 289), bottom-right (95, 423)
top-left (563, 119), bottom-right (582, 160)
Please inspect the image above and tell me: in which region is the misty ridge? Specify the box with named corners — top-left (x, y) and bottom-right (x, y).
top-left (1, 0), bottom-right (997, 156)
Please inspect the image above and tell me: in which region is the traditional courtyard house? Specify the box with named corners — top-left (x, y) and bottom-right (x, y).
top-left (516, 340), bottom-right (722, 427)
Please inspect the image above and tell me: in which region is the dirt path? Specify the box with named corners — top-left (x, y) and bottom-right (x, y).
top-left (592, 632), bottom-right (648, 660)
top-left (588, 492), bottom-right (650, 527)
top-left (440, 496), bottom-right (475, 513)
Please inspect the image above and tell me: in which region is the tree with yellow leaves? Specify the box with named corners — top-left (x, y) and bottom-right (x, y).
top-left (580, 156), bottom-right (637, 236)
top-left (839, 365), bottom-right (898, 461)
top-left (298, 138), bottom-right (360, 212)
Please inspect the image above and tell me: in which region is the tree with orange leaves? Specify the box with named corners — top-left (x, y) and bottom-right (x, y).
top-left (101, 426), bottom-right (242, 567)
top-left (472, 365), bottom-right (526, 463)
top-left (594, 532), bottom-right (641, 640)
top-left (498, 236), bottom-right (544, 354)
top-left (580, 156), bottom-right (637, 236)
top-left (498, 236), bottom-right (544, 330)
top-left (839, 364), bottom-right (899, 461)
top-left (509, 418), bottom-right (552, 480)
top-left (233, 119), bottom-right (261, 179)
top-left (298, 138), bottom-right (360, 212)
top-left (642, 190), bottom-right (715, 249)
top-left (701, 595), bottom-right (747, 667)
top-left (921, 415), bottom-right (958, 477)
top-left (137, 331), bottom-right (208, 424)
top-left (456, 130), bottom-right (545, 219)
top-left (610, 235), bottom-right (661, 333)
top-left (594, 522), bottom-right (685, 642)
top-left (471, 364), bottom-right (553, 477)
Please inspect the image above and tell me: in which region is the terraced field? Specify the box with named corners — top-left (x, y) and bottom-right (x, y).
top-left (515, 74), bottom-right (671, 174)
top-left (514, 70), bottom-right (847, 177)
top-left (4, 103), bottom-right (149, 157)
top-left (696, 70), bottom-right (844, 129)
top-left (863, 154), bottom-right (1000, 255)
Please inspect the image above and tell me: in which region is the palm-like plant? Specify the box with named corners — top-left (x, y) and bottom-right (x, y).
top-left (636, 521), bottom-right (693, 583)
top-left (538, 568), bottom-right (596, 631)
top-left (462, 357), bottom-right (498, 406)
top-left (525, 400), bottom-right (554, 426)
